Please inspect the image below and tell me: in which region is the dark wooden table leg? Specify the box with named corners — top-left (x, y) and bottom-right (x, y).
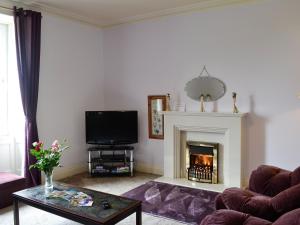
top-left (136, 205), bottom-right (142, 225)
top-left (13, 198), bottom-right (20, 225)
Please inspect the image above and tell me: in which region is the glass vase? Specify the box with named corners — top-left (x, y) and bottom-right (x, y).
top-left (44, 170), bottom-right (54, 192)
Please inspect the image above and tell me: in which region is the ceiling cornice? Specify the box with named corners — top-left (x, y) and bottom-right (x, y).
top-left (0, 0), bottom-right (38, 11)
top-left (26, 1), bottom-right (104, 28)
top-left (106, 0), bottom-right (258, 27)
top-left (0, 0), bottom-right (103, 27)
top-left (1, 0), bottom-right (260, 28)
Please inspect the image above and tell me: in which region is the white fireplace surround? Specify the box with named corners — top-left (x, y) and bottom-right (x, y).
top-left (162, 111), bottom-right (247, 188)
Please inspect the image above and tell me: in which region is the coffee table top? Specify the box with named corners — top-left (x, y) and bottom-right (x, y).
top-left (13, 182), bottom-right (141, 224)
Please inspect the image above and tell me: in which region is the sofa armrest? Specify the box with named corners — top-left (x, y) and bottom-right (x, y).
top-left (271, 183), bottom-right (300, 214)
top-left (215, 193), bottom-right (226, 209)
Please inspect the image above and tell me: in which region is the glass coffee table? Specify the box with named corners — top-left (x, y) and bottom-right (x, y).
top-left (13, 182), bottom-right (142, 225)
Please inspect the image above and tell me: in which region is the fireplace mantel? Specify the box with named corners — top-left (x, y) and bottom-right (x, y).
top-left (161, 111), bottom-right (247, 188)
top-left (161, 111), bottom-right (246, 118)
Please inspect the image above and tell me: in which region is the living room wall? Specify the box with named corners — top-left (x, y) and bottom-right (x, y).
top-left (102, 0), bottom-right (300, 178)
top-left (37, 13), bottom-right (104, 179)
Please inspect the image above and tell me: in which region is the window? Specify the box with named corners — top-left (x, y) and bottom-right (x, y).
top-left (0, 13), bottom-right (24, 175)
top-left (0, 22), bottom-right (8, 135)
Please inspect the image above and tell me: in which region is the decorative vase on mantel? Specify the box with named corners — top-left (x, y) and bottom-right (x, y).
top-left (44, 170), bottom-right (54, 191)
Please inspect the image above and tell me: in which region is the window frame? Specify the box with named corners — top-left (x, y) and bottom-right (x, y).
top-left (0, 13), bottom-right (24, 175)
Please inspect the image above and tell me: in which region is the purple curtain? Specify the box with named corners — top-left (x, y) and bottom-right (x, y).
top-left (13, 7), bottom-right (42, 187)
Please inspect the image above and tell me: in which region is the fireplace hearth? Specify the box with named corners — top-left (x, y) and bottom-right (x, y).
top-left (187, 141), bottom-right (218, 184)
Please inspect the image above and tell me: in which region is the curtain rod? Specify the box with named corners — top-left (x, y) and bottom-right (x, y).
top-left (0, 5), bottom-right (14, 11)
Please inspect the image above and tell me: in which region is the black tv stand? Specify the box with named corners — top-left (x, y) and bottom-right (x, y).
top-left (88, 145), bottom-right (134, 177)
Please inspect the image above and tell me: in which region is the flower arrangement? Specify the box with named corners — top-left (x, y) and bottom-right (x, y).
top-left (29, 140), bottom-right (69, 175)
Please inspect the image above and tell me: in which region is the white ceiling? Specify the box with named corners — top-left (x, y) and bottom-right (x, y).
top-left (7, 0), bottom-right (252, 27)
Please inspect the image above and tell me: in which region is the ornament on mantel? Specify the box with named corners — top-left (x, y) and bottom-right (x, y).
top-left (166, 93), bottom-right (171, 111)
top-left (200, 95), bottom-right (205, 112)
top-left (232, 92), bottom-right (239, 113)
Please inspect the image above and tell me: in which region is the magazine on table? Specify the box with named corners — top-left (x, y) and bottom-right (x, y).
top-left (47, 189), bottom-right (93, 207)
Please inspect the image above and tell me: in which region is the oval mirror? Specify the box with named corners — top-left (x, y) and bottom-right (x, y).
top-left (184, 67), bottom-right (226, 102)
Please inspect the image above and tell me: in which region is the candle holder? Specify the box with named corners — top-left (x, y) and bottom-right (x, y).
top-left (200, 95), bottom-right (205, 112)
top-left (166, 93), bottom-right (171, 111)
top-left (232, 92), bottom-right (239, 113)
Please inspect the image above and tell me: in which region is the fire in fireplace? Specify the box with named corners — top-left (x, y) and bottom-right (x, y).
top-left (186, 141), bottom-right (218, 184)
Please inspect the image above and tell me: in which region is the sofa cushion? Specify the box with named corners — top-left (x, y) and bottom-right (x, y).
top-left (200, 209), bottom-right (271, 225)
top-left (221, 187), bottom-right (277, 221)
top-left (249, 165), bottom-right (291, 197)
top-left (0, 172), bottom-right (25, 189)
top-left (201, 209), bottom-right (300, 225)
top-left (0, 172), bottom-right (24, 183)
top-left (273, 208), bottom-right (300, 225)
top-left (271, 183), bottom-right (300, 214)
top-left (0, 172), bottom-right (26, 208)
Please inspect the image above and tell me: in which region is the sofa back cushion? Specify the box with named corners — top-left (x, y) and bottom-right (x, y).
top-left (291, 166), bottom-right (300, 186)
top-left (249, 165), bottom-right (291, 197)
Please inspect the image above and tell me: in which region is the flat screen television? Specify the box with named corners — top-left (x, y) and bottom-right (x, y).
top-left (85, 111), bottom-right (138, 145)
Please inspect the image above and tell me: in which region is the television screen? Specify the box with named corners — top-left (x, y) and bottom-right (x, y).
top-left (85, 111), bottom-right (138, 145)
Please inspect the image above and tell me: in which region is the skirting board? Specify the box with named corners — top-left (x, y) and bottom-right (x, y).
top-left (41, 164), bottom-right (88, 181)
top-left (135, 163), bottom-right (163, 175)
top-left (42, 163), bottom-right (161, 182)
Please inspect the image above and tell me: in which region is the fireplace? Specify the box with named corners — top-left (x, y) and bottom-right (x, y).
top-left (186, 141), bottom-right (218, 184)
top-left (162, 111), bottom-right (246, 188)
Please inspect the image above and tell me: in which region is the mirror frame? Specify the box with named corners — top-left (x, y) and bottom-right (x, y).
top-left (148, 95), bottom-right (166, 139)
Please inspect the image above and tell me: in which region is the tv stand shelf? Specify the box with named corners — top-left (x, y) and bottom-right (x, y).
top-left (88, 145), bottom-right (134, 177)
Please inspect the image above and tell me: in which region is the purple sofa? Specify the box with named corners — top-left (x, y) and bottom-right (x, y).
top-left (200, 208), bottom-right (300, 225)
top-left (0, 172), bottom-right (26, 208)
top-left (215, 165), bottom-right (300, 221)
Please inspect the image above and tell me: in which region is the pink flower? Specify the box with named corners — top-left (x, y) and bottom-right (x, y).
top-left (51, 140), bottom-right (59, 152)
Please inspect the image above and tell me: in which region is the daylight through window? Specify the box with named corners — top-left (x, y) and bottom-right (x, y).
top-left (0, 13), bottom-right (24, 176)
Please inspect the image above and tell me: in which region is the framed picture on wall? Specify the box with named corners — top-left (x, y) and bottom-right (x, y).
top-left (148, 95), bottom-right (167, 139)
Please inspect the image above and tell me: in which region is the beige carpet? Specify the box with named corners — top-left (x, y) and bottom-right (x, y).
top-left (0, 172), bottom-right (184, 225)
